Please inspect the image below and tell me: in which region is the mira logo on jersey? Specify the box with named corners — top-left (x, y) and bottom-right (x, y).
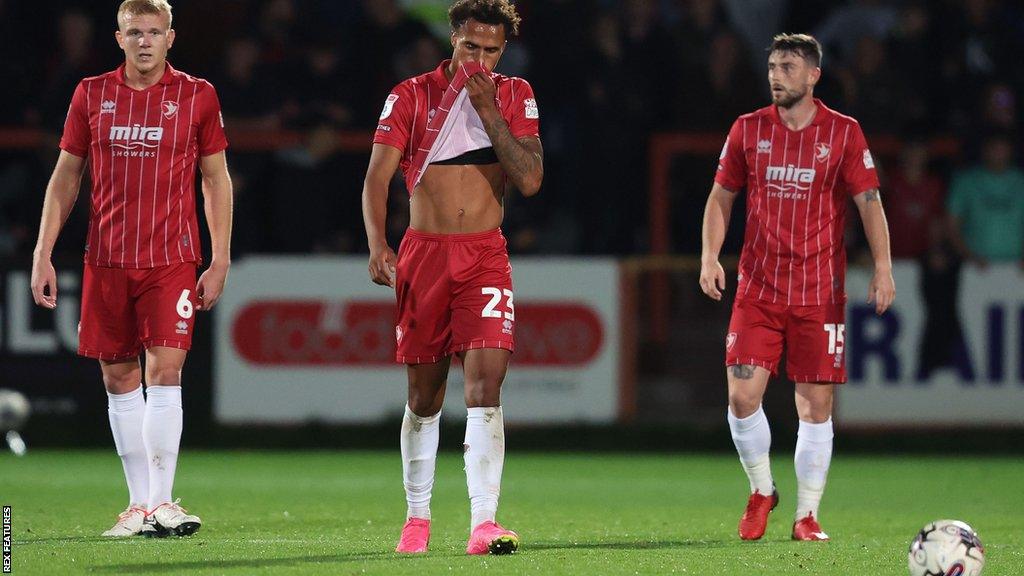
top-left (764, 164), bottom-right (816, 199)
top-left (109, 124), bottom-right (164, 157)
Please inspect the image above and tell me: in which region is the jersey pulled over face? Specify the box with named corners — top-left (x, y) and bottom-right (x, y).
top-left (60, 63), bottom-right (228, 268)
top-left (373, 60), bottom-right (540, 194)
top-left (715, 99), bottom-right (879, 306)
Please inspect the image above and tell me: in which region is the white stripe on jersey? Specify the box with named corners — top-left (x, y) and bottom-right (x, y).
top-left (149, 85), bottom-right (167, 266)
top-left (816, 119), bottom-right (836, 306)
top-left (788, 130), bottom-right (804, 306)
top-left (826, 124), bottom-right (851, 304)
top-left (803, 125), bottom-right (820, 306)
top-left (165, 82), bottom-right (183, 266)
top-left (134, 91), bottom-right (152, 266)
top-left (121, 91), bottom-right (134, 264)
top-left (756, 122), bottom-right (776, 301)
top-left (770, 129), bottom-right (789, 304)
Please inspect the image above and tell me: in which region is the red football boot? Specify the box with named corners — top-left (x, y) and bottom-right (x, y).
top-left (738, 488), bottom-right (779, 540)
top-left (792, 513), bottom-right (830, 541)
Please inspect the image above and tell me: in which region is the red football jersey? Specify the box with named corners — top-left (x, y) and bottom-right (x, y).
top-left (715, 99), bottom-right (879, 306)
top-left (60, 63), bottom-right (228, 269)
top-left (373, 60), bottom-right (540, 194)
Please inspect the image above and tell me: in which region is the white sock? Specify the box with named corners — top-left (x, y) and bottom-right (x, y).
top-left (401, 405), bottom-right (440, 520)
top-left (464, 406), bottom-right (504, 530)
top-left (143, 385), bottom-right (183, 510)
top-left (795, 418), bottom-right (834, 521)
top-left (107, 385), bottom-right (148, 507)
top-left (728, 405), bottom-right (775, 494)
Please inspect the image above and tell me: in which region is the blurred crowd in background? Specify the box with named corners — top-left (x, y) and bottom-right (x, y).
top-left (0, 0), bottom-right (1022, 269)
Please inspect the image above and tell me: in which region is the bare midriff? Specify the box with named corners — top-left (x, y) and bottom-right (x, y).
top-left (409, 162), bottom-right (505, 233)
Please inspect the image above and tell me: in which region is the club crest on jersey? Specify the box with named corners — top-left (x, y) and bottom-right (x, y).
top-left (502, 318), bottom-right (513, 335)
top-left (757, 139), bottom-right (772, 154)
top-left (380, 94), bottom-right (399, 120)
top-left (100, 100), bottom-right (116, 114)
top-left (726, 333), bottom-right (737, 351)
top-left (395, 325), bottom-right (404, 344)
top-left (175, 320), bottom-right (189, 335)
top-left (815, 142), bottom-right (831, 162)
top-left (161, 100), bottom-right (178, 119)
top-left (524, 98), bottom-right (539, 119)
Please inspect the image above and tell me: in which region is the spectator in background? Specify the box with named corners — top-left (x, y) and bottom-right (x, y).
top-left (814, 0), bottom-right (898, 67)
top-left (271, 38), bottom-right (360, 253)
top-left (37, 10), bottom-right (103, 132)
top-left (947, 132), bottom-right (1024, 267)
top-left (833, 36), bottom-right (900, 131)
top-left (676, 29), bottom-right (760, 129)
top-left (349, 0), bottom-right (433, 126)
top-left (886, 140), bottom-right (966, 379)
top-left (216, 37), bottom-right (282, 129)
top-left (887, 2), bottom-right (938, 126)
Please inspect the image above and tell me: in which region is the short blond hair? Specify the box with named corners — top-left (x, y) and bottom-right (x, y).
top-left (117, 0), bottom-right (173, 29)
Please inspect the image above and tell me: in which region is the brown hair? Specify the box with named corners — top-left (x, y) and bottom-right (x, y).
top-left (448, 0), bottom-right (521, 37)
top-left (117, 0), bottom-right (173, 28)
top-left (768, 33), bottom-right (822, 67)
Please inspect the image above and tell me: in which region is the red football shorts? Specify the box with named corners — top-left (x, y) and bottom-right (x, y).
top-left (725, 297), bottom-right (847, 383)
top-left (394, 228), bottom-right (515, 364)
top-left (78, 262), bottom-right (198, 361)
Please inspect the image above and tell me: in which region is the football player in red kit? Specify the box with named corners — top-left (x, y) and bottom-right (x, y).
top-left (361, 0), bottom-right (542, 556)
top-left (31, 0), bottom-right (232, 538)
top-left (700, 33), bottom-right (895, 542)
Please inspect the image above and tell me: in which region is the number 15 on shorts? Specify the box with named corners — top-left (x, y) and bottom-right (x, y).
top-left (824, 323), bottom-right (845, 354)
top-left (481, 287), bottom-right (514, 320)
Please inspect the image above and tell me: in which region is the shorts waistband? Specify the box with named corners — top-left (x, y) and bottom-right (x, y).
top-left (404, 227), bottom-right (504, 242)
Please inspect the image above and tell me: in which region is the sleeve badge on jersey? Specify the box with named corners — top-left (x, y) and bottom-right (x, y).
top-left (524, 98), bottom-right (539, 119)
top-left (863, 149), bottom-right (875, 169)
top-left (380, 94), bottom-right (399, 120)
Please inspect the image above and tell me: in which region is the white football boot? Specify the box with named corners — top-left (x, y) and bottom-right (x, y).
top-left (143, 499), bottom-right (202, 537)
top-left (101, 505), bottom-right (147, 537)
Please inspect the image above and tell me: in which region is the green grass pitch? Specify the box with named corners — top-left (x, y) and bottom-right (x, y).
top-left (2, 450), bottom-right (1021, 575)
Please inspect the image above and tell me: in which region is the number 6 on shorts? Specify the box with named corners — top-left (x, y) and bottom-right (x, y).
top-left (176, 289), bottom-right (194, 319)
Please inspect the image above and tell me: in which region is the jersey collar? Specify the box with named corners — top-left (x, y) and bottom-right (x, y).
top-left (770, 97), bottom-right (828, 129)
top-left (115, 61), bottom-right (177, 87)
top-left (430, 60), bottom-right (453, 89)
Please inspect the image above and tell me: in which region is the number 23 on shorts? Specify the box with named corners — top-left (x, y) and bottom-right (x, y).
top-left (481, 287), bottom-right (514, 320)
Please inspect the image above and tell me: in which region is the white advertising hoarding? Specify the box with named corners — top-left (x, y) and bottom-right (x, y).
top-left (839, 263), bottom-right (1024, 425)
top-left (214, 257), bottom-right (620, 424)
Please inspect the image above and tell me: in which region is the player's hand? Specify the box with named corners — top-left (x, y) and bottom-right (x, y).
top-left (867, 267), bottom-right (895, 315)
top-left (699, 260), bottom-right (727, 301)
top-left (368, 244), bottom-right (397, 288)
top-left (196, 260), bottom-right (229, 311)
top-left (30, 256), bottom-right (57, 309)
top-left (465, 72), bottom-right (498, 118)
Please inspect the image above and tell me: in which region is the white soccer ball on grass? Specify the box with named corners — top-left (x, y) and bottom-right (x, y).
top-left (908, 519), bottom-right (985, 576)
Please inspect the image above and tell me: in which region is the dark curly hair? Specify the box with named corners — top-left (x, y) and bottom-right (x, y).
top-left (448, 0), bottom-right (522, 37)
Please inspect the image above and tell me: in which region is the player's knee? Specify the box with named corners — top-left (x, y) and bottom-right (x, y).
top-left (408, 392), bottom-right (442, 416)
top-left (146, 365), bottom-right (182, 386)
top-left (102, 371), bottom-right (141, 394)
top-left (464, 378), bottom-right (501, 408)
top-left (728, 390), bottom-right (762, 419)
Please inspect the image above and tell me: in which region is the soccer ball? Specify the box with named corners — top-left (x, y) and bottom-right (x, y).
top-left (0, 389), bottom-right (31, 431)
top-left (908, 520), bottom-right (985, 576)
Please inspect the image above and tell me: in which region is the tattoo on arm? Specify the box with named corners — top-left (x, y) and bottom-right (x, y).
top-left (863, 189), bottom-right (880, 202)
top-left (482, 116), bottom-right (543, 191)
top-left (730, 364), bottom-right (756, 379)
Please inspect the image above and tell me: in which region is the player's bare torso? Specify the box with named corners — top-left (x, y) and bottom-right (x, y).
top-left (411, 162), bottom-right (505, 233)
